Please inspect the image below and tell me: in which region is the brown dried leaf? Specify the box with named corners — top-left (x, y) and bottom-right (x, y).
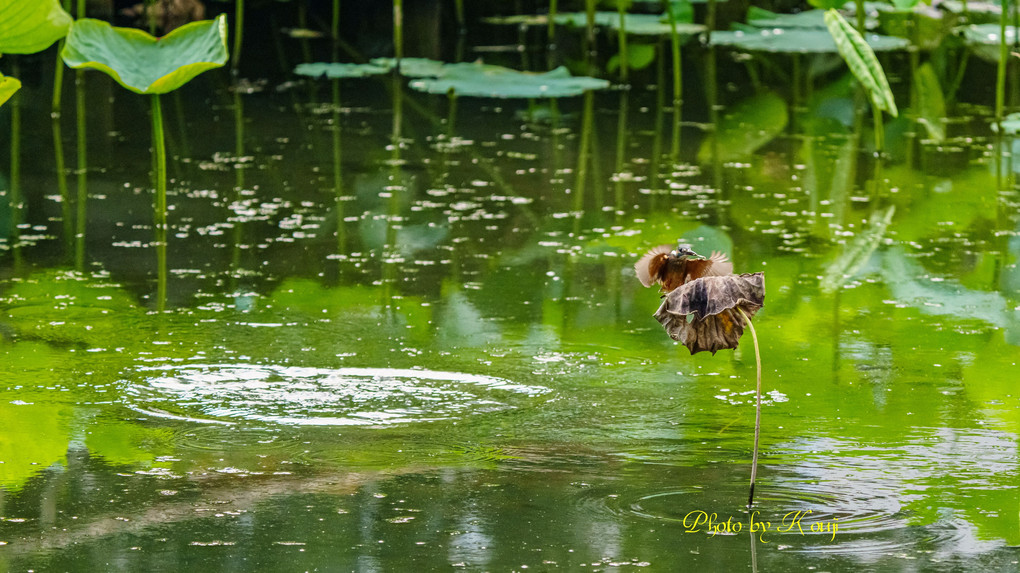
top-left (653, 272), bottom-right (765, 354)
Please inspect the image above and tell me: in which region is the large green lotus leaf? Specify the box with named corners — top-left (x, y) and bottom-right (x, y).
top-left (711, 28), bottom-right (908, 53)
top-left (554, 12), bottom-right (705, 37)
top-left (960, 24), bottom-right (1018, 62)
top-left (409, 64), bottom-right (609, 98)
top-left (0, 0), bottom-right (72, 54)
top-left (294, 62), bottom-right (389, 79)
top-left (0, 72), bottom-right (20, 107)
top-left (61, 14), bottom-right (228, 94)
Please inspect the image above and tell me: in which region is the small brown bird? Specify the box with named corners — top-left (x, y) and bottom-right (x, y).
top-left (635, 242), bottom-right (733, 293)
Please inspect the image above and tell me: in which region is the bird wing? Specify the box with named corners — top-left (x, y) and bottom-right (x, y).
top-left (705, 251), bottom-right (733, 276)
top-left (635, 245), bottom-right (673, 287)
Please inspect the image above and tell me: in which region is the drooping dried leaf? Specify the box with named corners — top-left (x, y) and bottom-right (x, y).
top-left (653, 272), bottom-right (765, 354)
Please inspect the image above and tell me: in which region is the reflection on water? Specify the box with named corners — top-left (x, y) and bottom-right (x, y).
top-left (1, 10), bottom-right (1019, 571)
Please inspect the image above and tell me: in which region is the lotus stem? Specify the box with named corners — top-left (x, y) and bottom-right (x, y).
top-left (548, 0), bottom-right (558, 47)
top-left (152, 94), bottom-right (167, 311)
top-left (737, 306), bottom-right (762, 507)
top-left (232, 0), bottom-right (245, 74)
top-left (393, 0), bottom-right (404, 61)
top-left (52, 15), bottom-right (72, 257)
top-left (617, 0), bottom-right (629, 82)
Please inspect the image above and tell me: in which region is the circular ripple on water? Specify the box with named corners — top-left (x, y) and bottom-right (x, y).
top-left (123, 364), bottom-right (552, 426)
top-left (598, 479), bottom-right (971, 557)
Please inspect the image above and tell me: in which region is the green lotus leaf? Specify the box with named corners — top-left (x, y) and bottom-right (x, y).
top-left (960, 24), bottom-right (1018, 63)
top-left (0, 72), bottom-right (20, 107)
top-left (61, 14), bottom-right (228, 95)
top-left (0, 0), bottom-right (72, 54)
top-left (710, 28), bottom-right (908, 53)
top-left (294, 62), bottom-right (389, 79)
top-left (747, 7), bottom-right (830, 29)
top-left (554, 11), bottom-right (705, 37)
top-left (825, 9), bottom-right (898, 116)
top-left (370, 57), bottom-right (446, 78)
top-left (408, 64), bottom-right (609, 98)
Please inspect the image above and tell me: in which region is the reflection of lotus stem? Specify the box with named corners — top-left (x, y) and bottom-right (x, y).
top-left (996, 0), bottom-right (1008, 123)
top-left (573, 91), bottom-right (595, 232)
top-left (152, 94), bottom-right (168, 311)
top-left (10, 58), bottom-right (22, 268)
top-left (667, 7), bottom-right (682, 159)
top-left (737, 306), bottom-right (762, 507)
top-left (333, 78), bottom-right (346, 254)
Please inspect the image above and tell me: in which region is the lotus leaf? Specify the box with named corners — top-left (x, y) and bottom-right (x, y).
top-left (960, 24), bottom-right (1018, 62)
top-left (0, 0), bottom-right (72, 54)
top-left (294, 62), bottom-right (389, 79)
top-left (61, 14), bottom-right (228, 94)
top-left (711, 28), bottom-right (908, 53)
top-left (0, 72), bottom-right (19, 107)
top-left (825, 9), bottom-right (898, 116)
top-left (554, 12), bottom-right (705, 37)
top-left (747, 7), bottom-right (830, 29)
top-left (994, 112), bottom-right (1020, 134)
top-left (408, 64), bottom-right (609, 98)
top-left (370, 57), bottom-right (447, 78)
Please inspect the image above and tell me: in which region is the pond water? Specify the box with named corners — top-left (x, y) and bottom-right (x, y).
top-left (1, 7), bottom-right (1019, 571)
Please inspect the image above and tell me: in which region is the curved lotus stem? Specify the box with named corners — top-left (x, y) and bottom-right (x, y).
top-left (737, 306), bottom-right (762, 507)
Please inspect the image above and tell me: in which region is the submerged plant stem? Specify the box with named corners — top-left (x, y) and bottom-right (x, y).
top-left (152, 94), bottom-right (167, 311)
top-left (737, 307), bottom-right (762, 507)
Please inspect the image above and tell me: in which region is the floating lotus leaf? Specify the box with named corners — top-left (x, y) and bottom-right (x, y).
top-left (747, 7), bottom-right (830, 29)
top-left (653, 273), bottom-right (766, 354)
top-left (294, 62), bottom-right (389, 79)
top-left (960, 24), bottom-right (1018, 63)
top-left (710, 28), bottom-right (908, 53)
top-left (370, 57), bottom-right (447, 78)
top-left (0, 72), bottom-right (20, 107)
top-left (61, 14), bottom-right (228, 94)
top-left (409, 64), bottom-right (609, 98)
top-left (994, 112), bottom-right (1020, 134)
top-left (0, 0), bottom-right (72, 54)
top-left (554, 11), bottom-right (705, 37)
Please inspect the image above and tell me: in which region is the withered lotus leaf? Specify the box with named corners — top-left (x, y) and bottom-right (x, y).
top-left (653, 272), bottom-right (765, 354)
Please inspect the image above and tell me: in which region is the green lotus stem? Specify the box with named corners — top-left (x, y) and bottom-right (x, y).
top-left (996, 0), bottom-right (1009, 123)
top-left (332, 0), bottom-right (340, 62)
top-left (585, 0), bottom-right (596, 69)
top-left (666, 3), bottom-right (682, 159)
top-left (393, 0), bottom-right (403, 60)
top-left (853, 0), bottom-right (866, 33)
top-left (617, 1), bottom-right (629, 82)
top-left (455, 0), bottom-right (465, 32)
top-left (232, 0), bottom-right (245, 74)
top-left (548, 0), bottom-right (558, 46)
top-left (737, 306), bottom-right (762, 508)
top-left (74, 0), bottom-right (88, 271)
top-left (152, 94), bottom-right (167, 311)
